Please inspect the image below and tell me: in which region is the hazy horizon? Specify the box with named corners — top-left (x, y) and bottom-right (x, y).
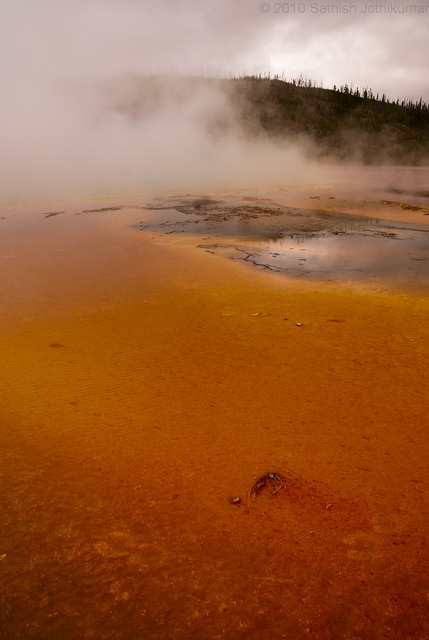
top-left (1, 1), bottom-right (427, 203)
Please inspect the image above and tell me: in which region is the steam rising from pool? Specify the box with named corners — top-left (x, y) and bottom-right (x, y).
top-left (0, 74), bottom-right (332, 204)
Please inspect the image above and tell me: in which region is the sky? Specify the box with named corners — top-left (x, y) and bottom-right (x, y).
top-left (1, 0), bottom-right (428, 201)
top-left (2, 0), bottom-right (426, 100)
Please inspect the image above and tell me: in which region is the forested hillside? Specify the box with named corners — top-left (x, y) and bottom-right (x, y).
top-left (102, 74), bottom-right (429, 165)
top-left (228, 76), bottom-right (429, 164)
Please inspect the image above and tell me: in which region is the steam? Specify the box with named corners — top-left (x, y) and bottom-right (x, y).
top-left (1, 2), bottom-right (427, 204)
top-left (0, 73), bottom-right (328, 203)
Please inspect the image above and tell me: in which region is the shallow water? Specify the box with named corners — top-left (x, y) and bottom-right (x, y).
top-left (137, 198), bottom-right (429, 291)
top-left (202, 229), bottom-right (429, 290)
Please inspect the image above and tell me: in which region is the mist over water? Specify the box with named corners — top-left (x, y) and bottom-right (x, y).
top-left (1, 73), bottom-right (332, 204)
top-left (1, 0), bottom-right (427, 205)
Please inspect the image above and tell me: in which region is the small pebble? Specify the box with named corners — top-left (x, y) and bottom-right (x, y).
top-left (296, 323), bottom-right (302, 326)
top-left (229, 496), bottom-right (241, 505)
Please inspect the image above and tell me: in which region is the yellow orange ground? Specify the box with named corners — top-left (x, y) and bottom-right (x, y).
top-left (1, 190), bottom-right (429, 639)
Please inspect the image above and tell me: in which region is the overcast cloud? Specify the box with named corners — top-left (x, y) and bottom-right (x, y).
top-left (0, 0), bottom-right (427, 201)
top-left (2, 0), bottom-right (425, 98)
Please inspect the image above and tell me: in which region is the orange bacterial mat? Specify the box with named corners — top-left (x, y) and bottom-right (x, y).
top-left (1, 192), bottom-right (429, 639)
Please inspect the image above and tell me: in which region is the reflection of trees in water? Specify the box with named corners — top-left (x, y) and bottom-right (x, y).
top-left (137, 195), bottom-right (429, 288)
top-left (282, 233), bottom-right (319, 245)
top-left (236, 228), bottom-right (429, 289)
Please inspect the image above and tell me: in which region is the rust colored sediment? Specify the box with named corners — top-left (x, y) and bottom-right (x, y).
top-left (0, 196), bottom-right (428, 639)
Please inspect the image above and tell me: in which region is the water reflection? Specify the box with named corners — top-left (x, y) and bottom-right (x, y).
top-left (265, 234), bottom-right (414, 275)
top-left (233, 229), bottom-right (429, 289)
top-left (136, 198), bottom-right (429, 291)
top-left (199, 228), bottom-right (429, 290)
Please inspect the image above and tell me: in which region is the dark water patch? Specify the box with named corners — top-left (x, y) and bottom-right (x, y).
top-left (134, 195), bottom-right (429, 291)
top-left (81, 207), bottom-right (123, 213)
top-left (387, 187), bottom-right (429, 199)
top-left (41, 211), bottom-right (64, 218)
top-left (222, 233), bottom-right (429, 290)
